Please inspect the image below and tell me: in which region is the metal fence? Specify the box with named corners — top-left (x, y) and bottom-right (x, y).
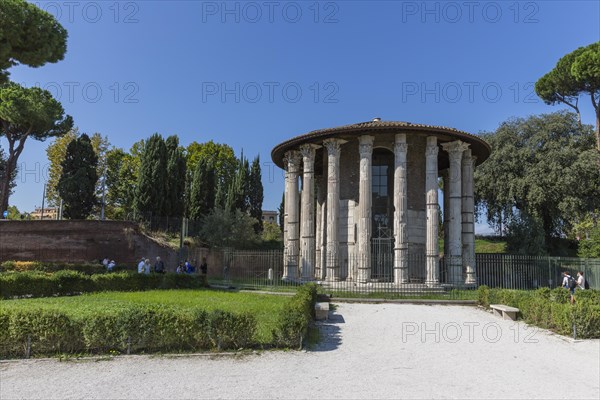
top-left (204, 249), bottom-right (600, 295)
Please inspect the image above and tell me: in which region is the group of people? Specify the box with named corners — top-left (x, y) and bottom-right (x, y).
top-left (136, 256), bottom-right (208, 275)
top-left (102, 258), bottom-right (117, 272)
top-left (561, 271), bottom-right (587, 304)
top-left (137, 256), bottom-right (165, 274)
top-left (176, 260), bottom-right (196, 274)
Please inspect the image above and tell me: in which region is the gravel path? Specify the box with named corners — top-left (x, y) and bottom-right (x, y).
top-left (1, 303), bottom-right (598, 400)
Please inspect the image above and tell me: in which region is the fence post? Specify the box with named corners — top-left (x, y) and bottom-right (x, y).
top-left (25, 335), bottom-right (31, 359)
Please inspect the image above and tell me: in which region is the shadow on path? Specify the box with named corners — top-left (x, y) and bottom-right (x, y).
top-left (309, 312), bottom-right (345, 352)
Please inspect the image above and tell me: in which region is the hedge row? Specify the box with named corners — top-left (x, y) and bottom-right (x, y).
top-left (0, 271), bottom-right (208, 299)
top-left (0, 261), bottom-right (129, 274)
top-left (0, 305), bottom-right (256, 358)
top-left (478, 286), bottom-right (600, 338)
top-left (0, 284), bottom-right (319, 358)
top-left (272, 283), bottom-right (318, 348)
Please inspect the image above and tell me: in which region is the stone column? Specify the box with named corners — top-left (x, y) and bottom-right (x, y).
top-left (282, 150), bottom-right (301, 281)
top-left (425, 136), bottom-right (440, 287)
top-left (442, 170), bottom-right (450, 258)
top-left (462, 150), bottom-right (477, 285)
top-left (323, 138), bottom-right (344, 282)
top-left (441, 140), bottom-right (470, 285)
top-left (357, 135), bottom-right (374, 283)
top-left (393, 134), bottom-right (409, 284)
top-left (299, 144), bottom-right (318, 281)
top-left (315, 175), bottom-right (323, 280)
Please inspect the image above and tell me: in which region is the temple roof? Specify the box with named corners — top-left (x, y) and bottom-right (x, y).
top-left (271, 119), bottom-right (491, 169)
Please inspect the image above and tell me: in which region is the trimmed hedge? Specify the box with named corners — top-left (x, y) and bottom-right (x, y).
top-left (0, 284), bottom-right (318, 358)
top-left (0, 271), bottom-right (208, 299)
top-left (272, 283), bottom-right (318, 348)
top-left (0, 305), bottom-right (256, 358)
top-left (478, 285), bottom-right (600, 338)
top-left (0, 261), bottom-right (132, 274)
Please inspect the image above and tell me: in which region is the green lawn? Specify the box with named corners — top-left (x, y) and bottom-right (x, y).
top-left (439, 236), bottom-right (507, 254)
top-left (1, 289), bottom-right (289, 344)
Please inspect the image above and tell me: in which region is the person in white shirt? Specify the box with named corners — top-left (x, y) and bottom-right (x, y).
top-left (561, 271), bottom-right (572, 289)
top-left (137, 257), bottom-right (146, 274)
top-left (576, 271), bottom-right (585, 290)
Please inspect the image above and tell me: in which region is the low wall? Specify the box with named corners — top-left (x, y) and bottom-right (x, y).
top-left (0, 221), bottom-right (178, 271)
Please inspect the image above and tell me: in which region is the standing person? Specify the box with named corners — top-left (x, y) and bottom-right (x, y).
top-left (107, 260), bottom-right (116, 272)
top-left (561, 271), bottom-right (577, 304)
top-left (200, 258), bottom-right (208, 275)
top-left (144, 258), bottom-right (151, 275)
top-left (561, 271), bottom-right (572, 289)
top-left (137, 257), bottom-right (146, 274)
top-left (154, 256), bottom-right (165, 274)
top-left (577, 271), bottom-right (585, 290)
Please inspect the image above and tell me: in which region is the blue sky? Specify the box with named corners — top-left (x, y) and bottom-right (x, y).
top-left (4, 0), bottom-right (600, 233)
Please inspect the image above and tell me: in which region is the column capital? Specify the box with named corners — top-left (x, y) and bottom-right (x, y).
top-left (394, 133), bottom-right (408, 153)
top-left (323, 138), bottom-right (346, 156)
top-left (299, 143), bottom-right (319, 160)
top-left (358, 135), bottom-right (374, 157)
top-left (284, 150), bottom-right (302, 173)
top-left (442, 140), bottom-right (470, 160)
top-left (425, 137), bottom-right (439, 157)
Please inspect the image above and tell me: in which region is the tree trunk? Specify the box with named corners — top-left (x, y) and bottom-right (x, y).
top-left (591, 94), bottom-right (600, 154)
top-left (0, 153), bottom-right (16, 215)
top-left (0, 137), bottom-right (27, 215)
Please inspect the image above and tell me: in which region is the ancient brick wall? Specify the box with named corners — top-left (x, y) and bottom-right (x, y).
top-left (0, 221), bottom-right (178, 270)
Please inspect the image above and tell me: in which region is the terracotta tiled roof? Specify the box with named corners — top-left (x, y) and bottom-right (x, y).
top-left (271, 119), bottom-right (491, 169)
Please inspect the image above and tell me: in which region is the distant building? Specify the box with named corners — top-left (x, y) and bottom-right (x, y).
top-left (262, 210), bottom-right (278, 224)
top-left (30, 207), bottom-right (58, 220)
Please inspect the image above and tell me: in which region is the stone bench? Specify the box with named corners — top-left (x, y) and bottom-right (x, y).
top-left (490, 304), bottom-right (520, 321)
top-left (315, 302), bottom-right (330, 321)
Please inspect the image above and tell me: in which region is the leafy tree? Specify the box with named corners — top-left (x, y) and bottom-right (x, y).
top-left (535, 42), bottom-right (600, 151)
top-left (505, 212), bottom-right (547, 256)
top-left (58, 134), bottom-right (98, 219)
top-left (262, 221), bottom-right (283, 242)
top-left (0, 83), bottom-right (73, 214)
top-left (248, 155), bottom-right (263, 233)
top-left (134, 134), bottom-right (167, 219)
top-left (0, 0), bottom-right (68, 84)
top-left (186, 141), bottom-right (237, 187)
top-left (199, 208), bottom-right (259, 249)
top-left (6, 204), bottom-right (20, 220)
top-left (578, 224), bottom-right (600, 258)
top-left (188, 158), bottom-right (215, 220)
top-left (105, 141), bottom-right (143, 219)
top-left (165, 135), bottom-right (186, 218)
top-left (474, 111), bottom-right (600, 250)
top-left (46, 129), bottom-right (109, 206)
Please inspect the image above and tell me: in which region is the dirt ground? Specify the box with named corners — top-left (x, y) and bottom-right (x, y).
top-left (1, 303), bottom-right (598, 400)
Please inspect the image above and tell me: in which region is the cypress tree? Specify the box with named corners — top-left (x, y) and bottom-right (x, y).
top-left (134, 133), bottom-right (167, 219)
top-left (165, 135), bottom-right (186, 218)
top-left (248, 155), bottom-right (264, 233)
top-left (58, 134), bottom-right (98, 219)
top-left (226, 155), bottom-right (249, 212)
top-left (188, 158), bottom-right (215, 220)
